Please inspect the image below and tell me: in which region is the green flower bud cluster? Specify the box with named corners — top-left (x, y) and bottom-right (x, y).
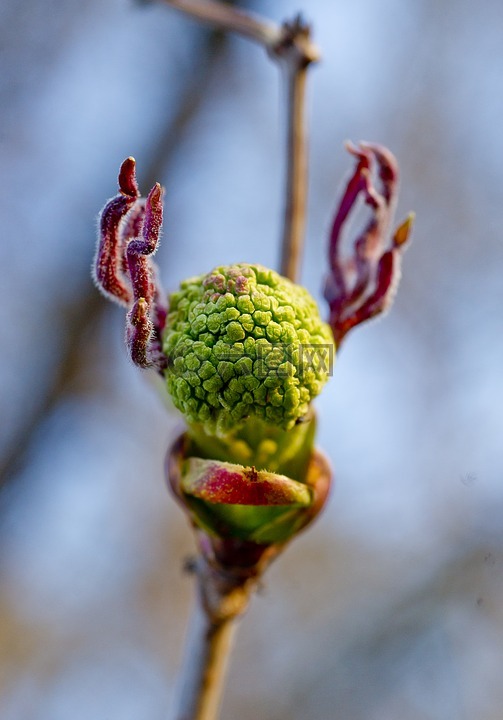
top-left (162, 264), bottom-right (334, 435)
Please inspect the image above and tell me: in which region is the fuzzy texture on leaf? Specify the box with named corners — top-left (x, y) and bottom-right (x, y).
top-left (162, 264), bottom-right (334, 435)
top-left (94, 158), bottom-right (168, 370)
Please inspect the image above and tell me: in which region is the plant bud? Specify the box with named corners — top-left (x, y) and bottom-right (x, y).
top-left (163, 264), bottom-right (334, 436)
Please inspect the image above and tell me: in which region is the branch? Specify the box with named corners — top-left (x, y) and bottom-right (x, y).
top-left (276, 17), bottom-right (314, 283)
top-left (157, 0), bottom-right (320, 283)
top-left (171, 556), bottom-right (252, 720)
top-left (156, 0), bottom-right (280, 47)
top-left (173, 602), bottom-right (236, 720)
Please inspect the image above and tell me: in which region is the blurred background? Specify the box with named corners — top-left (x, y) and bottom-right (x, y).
top-left (1, 0), bottom-right (502, 718)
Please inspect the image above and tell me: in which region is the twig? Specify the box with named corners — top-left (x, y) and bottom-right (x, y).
top-left (157, 0), bottom-right (320, 282)
top-left (275, 16), bottom-right (316, 282)
top-left (173, 601), bottom-right (236, 720)
top-left (156, 0), bottom-right (280, 47)
top-left (172, 556), bottom-right (253, 720)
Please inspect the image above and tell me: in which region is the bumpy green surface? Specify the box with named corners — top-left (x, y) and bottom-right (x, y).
top-left (162, 264), bottom-right (334, 435)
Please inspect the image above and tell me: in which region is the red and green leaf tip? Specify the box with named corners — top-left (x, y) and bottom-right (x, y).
top-left (94, 144), bottom-right (412, 548)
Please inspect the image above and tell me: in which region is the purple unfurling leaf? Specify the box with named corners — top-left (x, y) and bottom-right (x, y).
top-left (325, 142), bottom-right (414, 346)
top-left (94, 159), bottom-right (168, 371)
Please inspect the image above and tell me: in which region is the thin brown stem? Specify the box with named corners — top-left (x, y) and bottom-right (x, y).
top-left (157, 0), bottom-right (319, 283)
top-left (272, 15), bottom-right (319, 282)
top-left (172, 600), bottom-right (236, 720)
top-left (279, 60), bottom-right (308, 282)
top-left (157, 0), bottom-right (280, 47)
top-left (171, 555), bottom-right (253, 720)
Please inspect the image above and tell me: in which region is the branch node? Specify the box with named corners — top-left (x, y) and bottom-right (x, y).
top-left (270, 13), bottom-right (321, 68)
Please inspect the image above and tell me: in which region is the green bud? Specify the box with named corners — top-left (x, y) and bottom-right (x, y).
top-left (178, 456), bottom-right (314, 543)
top-left (163, 264), bottom-right (334, 435)
top-left (167, 425), bottom-right (332, 545)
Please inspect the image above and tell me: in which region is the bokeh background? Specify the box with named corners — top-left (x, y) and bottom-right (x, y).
top-left (1, 0), bottom-right (502, 718)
